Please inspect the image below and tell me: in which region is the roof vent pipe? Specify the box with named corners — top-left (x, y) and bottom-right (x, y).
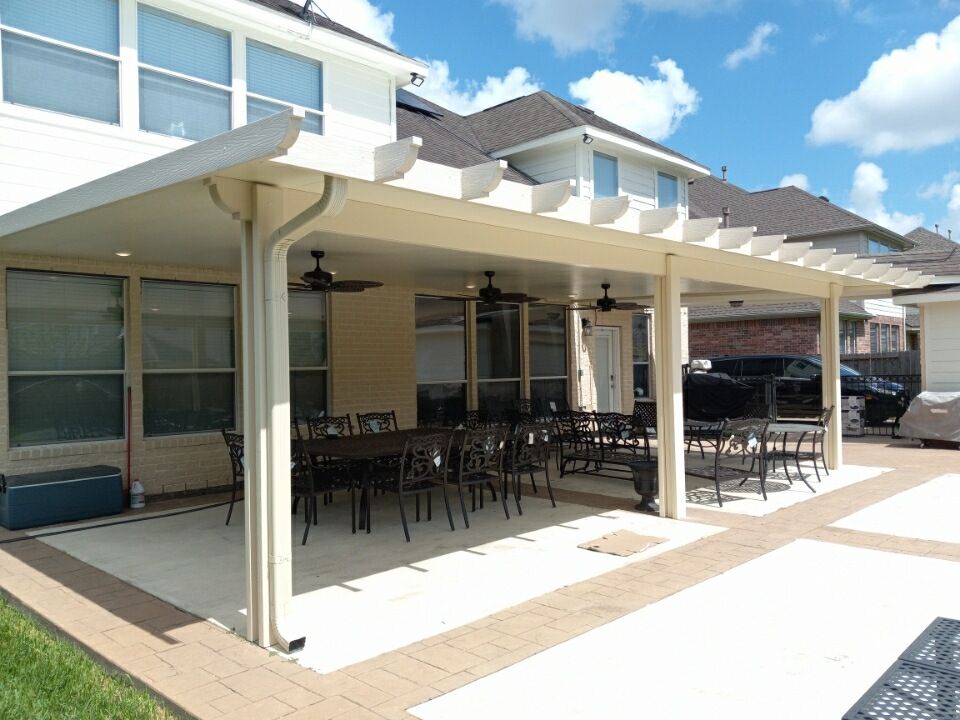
top-left (950, 229), bottom-right (953, 241)
top-left (818, 195), bottom-right (830, 203)
top-left (935, 223), bottom-right (940, 235)
top-left (722, 206), bottom-right (731, 228)
top-left (721, 165), bottom-right (728, 182)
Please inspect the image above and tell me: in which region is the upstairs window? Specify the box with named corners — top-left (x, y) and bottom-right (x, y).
top-left (138, 5), bottom-right (231, 140)
top-left (657, 171), bottom-right (679, 208)
top-left (867, 238), bottom-right (892, 254)
top-left (246, 40), bottom-right (323, 134)
top-left (593, 152), bottom-right (619, 198)
top-left (0, 0), bottom-right (119, 123)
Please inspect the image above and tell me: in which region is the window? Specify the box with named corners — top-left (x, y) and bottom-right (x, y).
top-left (870, 324), bottom-right (879, 353)
top-left (416, 297), bottom-right (466, 426)
top-left (593, 152), bottom-right (618, 199)
top-left (867, 238), bottom-right (892, 254)
top-left (289, 292), bottom-right (328, 422)
top-left (7, 271), bottom-right (124, 445)
top-left (0, 0), bottom-right (119, 123)
top-left (839, 319), bottom-right (860, 354)
top-left (142, 281), bottom-right (235, 436)
top-left (138, 5), bottom-right (231, 140)
top-left (246, 40), bottom-right (323, 134)
top-left (529, 305), bottom-right (567, 412)
top-left (476, 302), bottom-right (521, 420)
top-left (880, 324), bottom-right (889, 352)
top-left (657, 171), bottom-right (679, 209)
top-left (891, 326), bottom-right (899, 352)
top-left (631, 313), bottom-right (651, 398)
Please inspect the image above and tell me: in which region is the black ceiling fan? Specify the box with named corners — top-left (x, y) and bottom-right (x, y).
top-left (569, 283), bottom-right (648, 312)
top-left (447, 271), bottom-right (540, 305)
top-left (289, 250), bottom-right (383, 293)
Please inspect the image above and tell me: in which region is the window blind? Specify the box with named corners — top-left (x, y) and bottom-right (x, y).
top-left (246, 39), bottom-right (321, 110)
top-left (0, 0), bottom-right (119, 54)
top-left (137, 5), bottom-right (229, 85)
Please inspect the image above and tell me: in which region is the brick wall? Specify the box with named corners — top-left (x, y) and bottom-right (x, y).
top-left (688, 316), bottom-right (822, 359)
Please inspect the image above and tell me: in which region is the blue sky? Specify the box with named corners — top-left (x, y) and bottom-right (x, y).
top-left (320, 0), bottom-right (960, 239)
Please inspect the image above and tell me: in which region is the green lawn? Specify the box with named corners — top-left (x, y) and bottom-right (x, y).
top-left (0, 596), bottom-right (176, 720)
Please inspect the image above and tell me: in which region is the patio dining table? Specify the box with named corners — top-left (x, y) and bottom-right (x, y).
top-left (763, 421), bottom-right (821, 493)
top-left (302, 428), bottom-right (464, 534)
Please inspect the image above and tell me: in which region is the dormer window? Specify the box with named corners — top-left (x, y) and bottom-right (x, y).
top-left (246, 40), bottom-right (324, 135)
top-left (593, 152), bottom-right (619, 199)
top-left (657, 171), bottom-right (679, 208)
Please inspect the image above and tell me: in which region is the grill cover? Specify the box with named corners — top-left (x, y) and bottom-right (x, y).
top-left (898, 392), bottom-right (960, 443)
top-left (683, 372), bottom-right (754, 421)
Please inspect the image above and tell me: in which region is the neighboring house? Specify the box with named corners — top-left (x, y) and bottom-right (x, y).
top-left (687, 174), bottom-right (915, 360)
top-left (890, 227), bottom-right (960, 390)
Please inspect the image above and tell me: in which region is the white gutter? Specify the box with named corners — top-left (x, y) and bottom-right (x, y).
top-left (263, 175), bottom-right (349, 652)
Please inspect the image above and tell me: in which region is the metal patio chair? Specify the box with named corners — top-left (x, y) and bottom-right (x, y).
top-left (686, 418), bottom-right (769, 507)
top-left (378, 432), bottom-right (455, 542)
top-left (222, 429), bottom-right (245, 526)
top-left (452, 427), bottom-right (509, 526)
top-left (357, 410), bottom-right (399, 434)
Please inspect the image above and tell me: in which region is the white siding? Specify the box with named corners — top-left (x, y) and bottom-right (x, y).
top-left (508, 145), bottom-right (577, 185)
top-left (863, 298), bottom-right (903, 319)
top-left (806, 232), bottom-right (865, 255)
top-left (620, 156), bottom-right (655, 211)
top-left (0, 108), bottom-right (184, 215)
top-left (923, 303), bottom-right (960, 391)
top-left (325, 60), bottom-right (394, 146)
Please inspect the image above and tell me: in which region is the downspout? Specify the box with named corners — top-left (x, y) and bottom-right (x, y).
top-left (263, 175), bottom-right (348, 652)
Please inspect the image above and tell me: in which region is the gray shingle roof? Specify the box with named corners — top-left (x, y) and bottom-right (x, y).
top-left (465, 91), bottom-right (702, 168)
top-left (246, 0), bottom-right (411, 60)
top-left (396, 92), bottom-right (536, 185)
top-left (688, 175), bottom-right (912, 248)
top-left (904, 227), bottom-right (959, 253)
top-left (688, 300), bottom-right (871, 323)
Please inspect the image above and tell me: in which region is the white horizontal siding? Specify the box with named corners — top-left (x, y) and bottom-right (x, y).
top-left (863, 298), bottom-right (903, 319)
top-left (0, 107), bottom-right (183, 212)
top-left (508, 145), bottom-right (577, 185)
top-left (807, 233), bottom-right (865, 255)
top-left (924, 303), bottom-right (960, 391)
top-left (325, 60), bottom-right (394, 146)
top-left (620, 157), bottom-right (655, 211)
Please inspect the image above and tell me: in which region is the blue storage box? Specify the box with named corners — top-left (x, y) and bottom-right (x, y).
top-left (0, 465), bottom-right (123, 530)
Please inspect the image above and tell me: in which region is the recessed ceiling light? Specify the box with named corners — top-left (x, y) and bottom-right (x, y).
top-left (568, 294), bottom-right (577, 299)
top-left (114, 250), bottom-right (132, 257)
top-left (465, 284), bottom-right (476, 289)
top-left (150, 307), bottom-right (159, 312)
top-left (329, 270), bottom-right (337, 275)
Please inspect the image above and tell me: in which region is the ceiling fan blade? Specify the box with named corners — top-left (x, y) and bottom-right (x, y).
top-left (565, 305), bottom-right (598, 311)
top-left (288, 282), bottom-right (315, 291)
top-left (499, 292), bottom-right (536, 303)
top-left (329, 280), bottom-right (384, 292)
top-left (614, 302), bottom-right (649, 311)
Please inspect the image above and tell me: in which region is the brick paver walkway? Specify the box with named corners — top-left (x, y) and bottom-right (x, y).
top-left (1, 438), bottom-right (958, 719)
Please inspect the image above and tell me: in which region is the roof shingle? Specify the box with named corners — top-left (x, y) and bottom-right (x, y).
top-left (688, 300), bottom-right (871, 323)
top-left (688, 175), bottom-right (911, 248)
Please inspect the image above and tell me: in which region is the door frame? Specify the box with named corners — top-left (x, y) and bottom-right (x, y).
top-left (593, 325), bottom-right (622, 413)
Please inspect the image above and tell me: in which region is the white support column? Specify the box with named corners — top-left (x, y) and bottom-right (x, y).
top-left (654, 255), bottom-right (686, 519)
top-left (820, 283), bottom-right (843, 470)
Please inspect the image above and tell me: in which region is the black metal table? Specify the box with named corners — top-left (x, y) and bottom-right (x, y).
top-left (764, 422), bottom-right (821, 492)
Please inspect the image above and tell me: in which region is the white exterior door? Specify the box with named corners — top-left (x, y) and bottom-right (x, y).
top-left (593, 327), bottom-right (621, 413)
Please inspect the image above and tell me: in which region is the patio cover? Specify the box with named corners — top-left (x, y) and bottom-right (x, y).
top-left (0, 110), bottom-right (936, 652)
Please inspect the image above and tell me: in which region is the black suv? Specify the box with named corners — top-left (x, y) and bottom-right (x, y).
top-left (705, 354), bottom-right (909, 423)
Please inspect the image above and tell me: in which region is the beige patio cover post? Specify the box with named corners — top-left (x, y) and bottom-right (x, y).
top-left (820, 283), bottom-right (843, 470)
top-left (654, 255), bottom-right (686, 519)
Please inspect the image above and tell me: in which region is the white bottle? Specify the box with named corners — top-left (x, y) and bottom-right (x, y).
top-left (130, 480), bottom-right (146, 509)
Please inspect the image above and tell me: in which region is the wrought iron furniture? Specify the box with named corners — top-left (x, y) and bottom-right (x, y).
top-left (558, 411), bottom-right (650, 478)
top-left (222, 429), bottom-right (244, 526)
top-left (632, 400), bottom-right (657, 440)
top-left (762, 422), bottom-right (822, 493)
top-left (503, 423), bottom-right (554, 515)
top-left (357, 410), bottom-right (399, 434)
top-left (453, 428), bottom-right (509, 526)
top-left (306, 414), bottom-right (354, 438)
top-left (684, 419), bottom-right (722, 459)
top-left (795, 405), bottom-right (834, 481)
top-left (379, 432), bottom-right (455, 542)
top-left (685, 418), bottom-right (769, 507)
top-left (556, 410), bottom-right (603, 477)
top-left (291, 436), bottom-right (357, 544)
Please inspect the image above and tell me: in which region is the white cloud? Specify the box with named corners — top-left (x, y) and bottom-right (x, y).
top-left (310, 0), bottom-right (395, 46)
top-left (492, 0), bottom-right (739, 55)
top-left (848, 162), bottom-right (925, 234)
top-left (568, 60), bottom-right (699, 141)
top-left (946, 184), bottom-right (960, 234)
top-left (724, 22), bottom-right (779, 69)
top-left (779, 173), bottom-right (810, 192)
top-left (811, 31), bottom-right (830, 45)
top-left (920, 170), bottom-right (960, 199)
top-left (415, 60), bottom-right (541, 115)
top-left (809, 16), bottom-right (960, 154)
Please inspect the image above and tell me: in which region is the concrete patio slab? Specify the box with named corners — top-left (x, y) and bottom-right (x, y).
top-left (411, 539), bottom-right (960, 720)
top-left (37, 490), bottom-right (721, 673)
top-left (832, 473), bottom-right (960, 544)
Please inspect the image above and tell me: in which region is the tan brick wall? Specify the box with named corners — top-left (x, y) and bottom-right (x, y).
top-left (569, 310), bottom-right (635, 412)
top-left (0, 253), bottom-right (237, 497)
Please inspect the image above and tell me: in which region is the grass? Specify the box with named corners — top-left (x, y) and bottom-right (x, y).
top-left (0, 596), bottom-right (176, 720)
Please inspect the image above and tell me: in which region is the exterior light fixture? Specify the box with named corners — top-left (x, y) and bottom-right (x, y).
top-left (581, 317), bottom-right (594, 336)
top-left (410, 72), bottom-right (425, 87)
top-left (114, 249), bottom-right (132, 257)
top-left (582, 133), bottom-right (594, 144)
